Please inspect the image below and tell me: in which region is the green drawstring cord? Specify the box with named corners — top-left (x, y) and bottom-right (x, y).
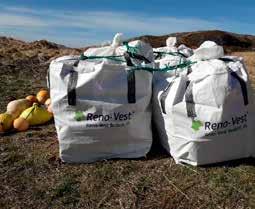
top-left (123, 42), bottom-right (139, 55)
top-left (132, 61), bottom-right (196, 73)
top-left (80, 54), bottom-right (126, 63)
top-left (79, 50), bottom-right (196, 73)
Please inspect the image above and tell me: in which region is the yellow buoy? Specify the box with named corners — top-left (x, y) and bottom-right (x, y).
top-left (20, 103), bottom-right (53, 126)
top-left (0, 113), bottom-right (14, 132)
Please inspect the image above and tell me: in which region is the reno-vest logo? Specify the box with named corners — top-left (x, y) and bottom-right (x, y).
top-left (74, 111), bottom-right (134, 122)
top-left (191, 112), bottom-right (248, 134)
top-left (204, 113), bottom-right (247, 131)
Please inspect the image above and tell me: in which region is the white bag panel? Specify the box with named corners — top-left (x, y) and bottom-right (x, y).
top-left (157, 56), bottom-right (183, 68)
top-left (189, 60), bottom-right (228, 81)
top-left (54, 98), bottom-right (152, 162)
top-left (169, 101), bottom-right (252, 165)
top-left (57, 109), bottom-right (152, 163)
top-left (154, 46), bottom-right (178, 54)
top-left (191, 73), bottom-right (229, 108)
top-left (75, 64), bottom-right (130, 103)
top-left (84, 45), bottom-right (117, 57)
top-left (54, 55), bottom-right (80, 63)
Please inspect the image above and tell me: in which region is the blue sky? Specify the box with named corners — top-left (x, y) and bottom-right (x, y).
top-left (0, 0), bottom-right (254, 47)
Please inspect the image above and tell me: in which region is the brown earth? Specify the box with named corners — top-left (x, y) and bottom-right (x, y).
top-left (0, 31), bottom-right (255, 209)
top-left (132, 30), bottom-right (255, 53)
top-left (1, 30), bottom-right (255, 78)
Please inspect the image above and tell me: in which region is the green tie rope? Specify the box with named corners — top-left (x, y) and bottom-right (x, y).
top-left (123, 42), bottom-right (139, 54)
top-left (79, 53), bottom-right (196, 73)
top-left (132, 60), bottom-right (196, 73)
top-left (80, 54), bottom-right (126, 63)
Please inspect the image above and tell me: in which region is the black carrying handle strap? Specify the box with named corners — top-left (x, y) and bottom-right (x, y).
top-left (160, 81), bottom-right (174, 114)
top-left (124, 52), bottom-right (136, 103)
top-left (124, 52), bottom-right (134, 67)
top-left (185, 81), bottom-right (197, 118)
top-left (67, 70), bottom-right (78, 106)
top-left (127, 71), bottom-right (136, 103)
top-left (67, 60), bottom-right (79, 106)
top-left (230, 71), bottom-right (249, 106)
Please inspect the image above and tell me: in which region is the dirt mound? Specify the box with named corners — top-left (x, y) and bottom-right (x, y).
top-left (1, 30), bottom-right (255, 76)
top-left (0, 37), bottom-right (27, 48)
top-left (0, 37), bottom-right (82, 77)
top-left (29, 40), bottom-right (66, 50)
top-left (132, 30), bottom-right (255, 52)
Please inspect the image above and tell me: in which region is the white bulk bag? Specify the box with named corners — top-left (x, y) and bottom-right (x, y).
top-left (153, 37), bottom-right (193, 77)
top-left (153, 41), bottom-right (255, 166)
top-left (49, 34), bottom-right (154, 163)
top-left (154, 37), bottom-right (193, 59)
top-left (153, 37), bottom-right (178, 60)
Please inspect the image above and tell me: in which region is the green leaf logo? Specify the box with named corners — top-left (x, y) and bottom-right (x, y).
top-left (191, 120), bottom-right (203, 131)
top-left (75, 111), bottom-right (85, 121)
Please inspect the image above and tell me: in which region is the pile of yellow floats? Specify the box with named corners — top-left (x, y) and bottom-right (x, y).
top-left (0, 90), bottom-right (53, 133)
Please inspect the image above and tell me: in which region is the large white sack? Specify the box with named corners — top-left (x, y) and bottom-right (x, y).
top-left (153, 37), bottom-right (192, 78)
top-left (153, 37), bottom-right (178, 59)
top-left (49, 34), bottom-right (154, 163)
top-left (153, 41), bottom-right (255, 166)
top-left (153, 37), bottom-right (193, 59)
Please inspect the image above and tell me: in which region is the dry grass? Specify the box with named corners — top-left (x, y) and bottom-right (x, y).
top-left (0, 52), bottom-right (255, 209)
